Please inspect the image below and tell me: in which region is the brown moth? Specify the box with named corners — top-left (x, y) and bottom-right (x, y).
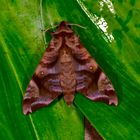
top-left (23, 21), bottom-right (118, 115)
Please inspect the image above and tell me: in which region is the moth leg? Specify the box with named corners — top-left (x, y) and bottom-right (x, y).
top-left (23, 80), bottom-right (59, 115)
top-left (84, 72), bottom-right (118, 106)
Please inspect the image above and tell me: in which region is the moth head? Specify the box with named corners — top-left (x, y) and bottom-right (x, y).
top-left (59, 21), bottom-right (71, 28)
top-left (43, 21), bottom-right (86, 36)
top-left (51, 21), bottom-right (73, 35)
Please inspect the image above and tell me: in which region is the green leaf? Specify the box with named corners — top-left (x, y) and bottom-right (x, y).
top-left (1, 0), bottom-right (140, 140)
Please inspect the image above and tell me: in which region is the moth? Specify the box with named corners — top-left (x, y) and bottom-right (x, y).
top-left (23, 21), bottom-right (118, 115)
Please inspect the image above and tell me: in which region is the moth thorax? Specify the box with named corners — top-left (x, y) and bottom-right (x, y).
top-left (60, 50), bottom-right (72, 63)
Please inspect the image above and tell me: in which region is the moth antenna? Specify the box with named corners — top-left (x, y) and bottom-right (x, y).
top-left (68, 23), bottom-right (87, 29)
top-left (42, 23), bottom-right (86, 32)
top-left (42, 25), bottom-right (59, 32)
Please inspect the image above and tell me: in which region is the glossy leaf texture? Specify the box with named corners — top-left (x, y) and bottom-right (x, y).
top-left (0, 0), bottom-right (140, 140)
